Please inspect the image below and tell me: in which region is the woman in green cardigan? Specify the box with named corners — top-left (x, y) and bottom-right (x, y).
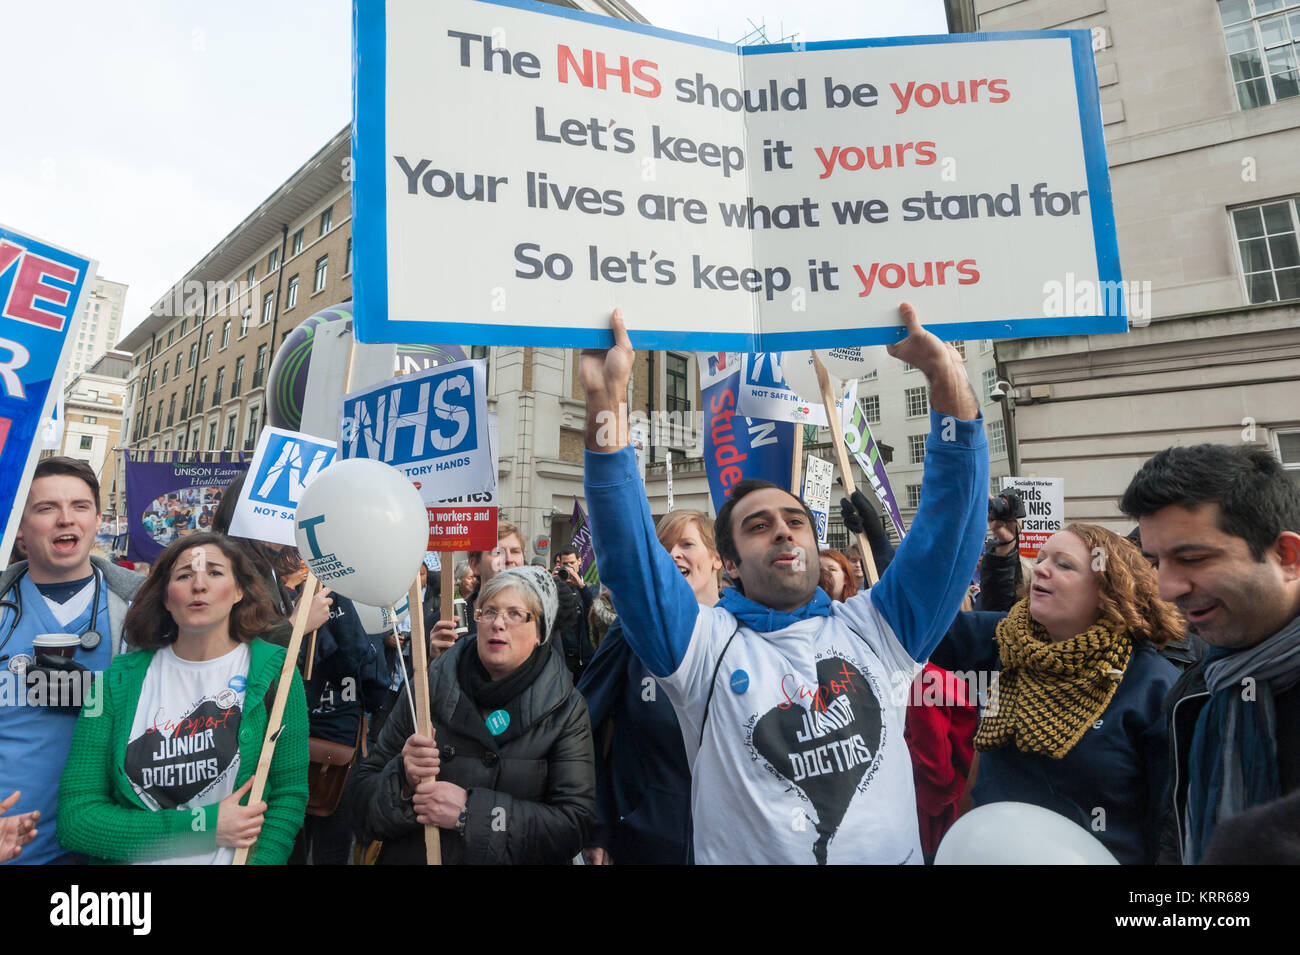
top-left (58, 532), bottom-right (308, 864)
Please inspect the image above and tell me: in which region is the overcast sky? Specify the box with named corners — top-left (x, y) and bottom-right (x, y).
top-left (0, 0), bottom-right (947, 341)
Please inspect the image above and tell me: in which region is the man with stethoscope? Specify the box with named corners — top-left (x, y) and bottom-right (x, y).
top-left (0, 457), bottom-right (143, 864)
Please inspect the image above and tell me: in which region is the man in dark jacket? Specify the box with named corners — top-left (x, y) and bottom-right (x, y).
top-left (1121, 444), bottom-right (1300, 864)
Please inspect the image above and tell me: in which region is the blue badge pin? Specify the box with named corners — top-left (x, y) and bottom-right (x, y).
top-left (729, 669), bottom-right (749, 694)
top-left (485, 709), bottom-right (510, 736)
top-left (228, 675), bottom-right (246, 693)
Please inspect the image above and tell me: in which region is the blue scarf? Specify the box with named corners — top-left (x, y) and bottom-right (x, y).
top-left (1185, 615), bottom-right (1300, 863)
top-left (718, 587), bottom-right (832, 633)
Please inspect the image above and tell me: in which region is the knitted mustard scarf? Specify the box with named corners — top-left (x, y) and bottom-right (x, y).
top-left (974, 598), bottom-right (1133, 759)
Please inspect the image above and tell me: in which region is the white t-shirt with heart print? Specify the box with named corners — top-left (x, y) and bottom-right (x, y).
top-left (124, 643), bottom-right (249, 865)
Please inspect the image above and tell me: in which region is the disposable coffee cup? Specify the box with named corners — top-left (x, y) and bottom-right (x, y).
top-left (32, 634), bottom-right (80, 660)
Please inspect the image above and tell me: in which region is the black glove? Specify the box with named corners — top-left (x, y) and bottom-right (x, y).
top-left (554, 579), bottom-right (583, 630)
top-left (840, 490), bottom-right (887, 544)
top-left (26, 654), bottom-right (93, 713)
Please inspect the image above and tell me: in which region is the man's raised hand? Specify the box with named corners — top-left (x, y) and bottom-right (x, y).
top-left (580, 309), bottom-right (635, 452)
top-left (885, 302), bottom-right (978, 421)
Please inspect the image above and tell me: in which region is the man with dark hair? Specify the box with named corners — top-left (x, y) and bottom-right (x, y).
top-left (551, 546), bottom-right (596, 680)
top-left (1120, 444), bottom-right (1300, 863)
top-left (0, 457), bottom-right (144, 864)
top-left (581, 306), bottom-right (987, 864)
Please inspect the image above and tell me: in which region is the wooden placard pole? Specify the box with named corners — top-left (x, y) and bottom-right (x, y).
top-left (812, 354), bottom-right (879, 588)
top-left (233, 572), bottom-right (318, 865)
top-left (440, 553), bottom-right (455, 630)
top-left (406, 575), bottom-right (441, 866)
top-left (790, 428), bottom-right (804, 497)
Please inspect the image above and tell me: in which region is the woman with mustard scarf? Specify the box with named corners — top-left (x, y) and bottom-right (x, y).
top-left (935, 523), bottom-right (1185, 863)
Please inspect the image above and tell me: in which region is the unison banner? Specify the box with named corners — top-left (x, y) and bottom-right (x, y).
top-left (124, 457), bottom-right (250, 562)
top-left (353, 0), bottom-right (1122, 351)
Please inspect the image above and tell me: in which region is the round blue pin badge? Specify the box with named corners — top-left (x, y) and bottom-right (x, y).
top-left (729, 669), bottom-right (749, 694)
top-left (485, 709), bottom-right (510, 736)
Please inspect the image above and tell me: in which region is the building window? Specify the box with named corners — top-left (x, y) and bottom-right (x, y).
top-left (233, 357), bottom-right (244, 397)
top-left (204, 332), bottom-right (213, 359)
top-left (208, 421), bottom-right (218, 450)
top-left (240, 310), bottom-right (251, 338)
top-left (981, 339), bottom-right (994, 354)
top-left (1276, 428), bottom-right (1300, 488)
top-left (196, 376), bottom-right (207, 412)
top-left (221, 320), bottom-right (231, 349)
top-left (907, 433), bottom-right (927, 464)
top-left (182, 384), bottom-right (192, 418)
top-left (160, 364), bottom-right (167, 385)
top-left (313, 255), bottom-right (328, 293)
top-left (245, 406), bottom-right (261, 450)
top-left (665, 353), bottom-right (690, 416)
top-left (174, 355), bottom-right (182, 377)
top-left (177, 431), bottom-right (187, 451)
top-left (189, 342), bottom-right (198, 368)
top-left (345, 237), bottom-right (353, 274)
top-left (320, 206), bottom-right (333, 235)
top-left (268, 247), bottom-right (279, 272)
top-left (254, 344), bottom-right (268, 388)
top-left (286, 275), bottom-right (299, 309)
top-left (246, 266), bottom-right (256, 287)
top-left (167, 394), bottom-right (176, 427)
top-left (983, 368), bottom-right (998, 403)
top-left (904, 386), bottom-right (928, 418)
top-left (859, 394), bottom-right (881, 425)
top-left (1219, 0), bottom-right (1300, 109)
top-left (84, 415), bottom-right (97, 425)
top-left (225, 414), bottom-right (238, 451)
top-left (262, 292), bottom-right (274, 325)
top-left (214, 367), bottom-right (225, 405)
top-left (1232, 197), bottom-right (1300, 302)
top-left (988, 419), bottom-right (1007, 455)
top-left (951, 340), bottom-right (966, 359)
top-left (291, 228), bottom-right (304, 255)
top-left (79, 435), bottom-right (93, 450)
top-left (151, 369), bottom-right (158, 390)
top-left (156, 401), bottom-right (164, 433)
top-left (906, 483), bottom-right (922, 510)
top-left (167, 328), bottom-right (174, 346)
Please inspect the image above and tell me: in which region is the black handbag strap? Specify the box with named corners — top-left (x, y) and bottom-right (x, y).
top-left (698, 623), bottom-right (742, 749)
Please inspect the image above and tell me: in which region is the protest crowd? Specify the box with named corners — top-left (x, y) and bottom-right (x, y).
top-left (2, 306), bottom-right (1298, 868)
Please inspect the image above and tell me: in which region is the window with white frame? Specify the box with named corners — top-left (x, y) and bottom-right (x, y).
top-left (1232, 197), bottom-right (1300, 302)
top-left (988, 419), bottom-right (1007, 455)
top-left (1218, 0), bottom-right (1300, 109)
top-left (904, 386), bottom-right (928, 418)
top-left (983, 368), bottom-right (998, 403)
top-left (345, 237), bottom-right (353, 275)
top-left (320, 207), bottom-right (333, 236)
top-left (951, 340), bottom-right (966, 358)
top-left (268, 247), bottom-right (279, 272)
top-left (908, 433), bottom-right (927, 464)
top-left (221, 320), bottom-right (230, 349)
top-left (906, 484), bottom-right (922, 509)
top-left (262, 292), bottom-right (274, 325)
top-left (246, 266), bottom-right (255, 287)
top-left (861, 368), bottom-right (878, 381)
top-left (859, 394), bottom-right (880, 424)
top-left (314, 255), bottom-right (328, 293)
top-left (286, 275), bottom-right (299, 309)
top-left (291, 229), bottom-right (304, 255)
top-left (981, 339), bottom-right (994, 354)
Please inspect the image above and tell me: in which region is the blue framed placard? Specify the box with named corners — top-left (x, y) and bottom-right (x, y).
top-left (353, 0), bottom-right (1125, 351)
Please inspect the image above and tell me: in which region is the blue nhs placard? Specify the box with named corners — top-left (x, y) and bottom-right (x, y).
top-left (338, 358), bottom-right (493, 505)
top-left (0, 224), bottom-right (96, 564)
top-left (228, 427), bottom-right (338, 545)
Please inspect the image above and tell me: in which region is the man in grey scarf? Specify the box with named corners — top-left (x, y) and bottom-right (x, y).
top-left (1122, 444), bottom-right (1300, 864)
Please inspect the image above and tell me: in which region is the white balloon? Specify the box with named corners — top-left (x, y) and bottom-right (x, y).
top-left (935, 801), bottom-right (1119, 865)
top-left (294, 457), bottom-right (429, 608)
top-left (780, 350), bottom-right (844, 406)
top-left (354, 594), bottom-right (411, 635)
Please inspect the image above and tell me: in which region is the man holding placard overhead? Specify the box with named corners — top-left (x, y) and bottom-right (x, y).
top-left (580, 305), bottom-right (987, 864)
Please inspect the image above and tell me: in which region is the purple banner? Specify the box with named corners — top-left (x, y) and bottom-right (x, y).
top-left (124, 456), bottom-right (250, 562)
top-left (570, 498), bottom-right (600, 588)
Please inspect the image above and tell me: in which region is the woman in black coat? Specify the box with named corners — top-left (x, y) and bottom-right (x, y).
top-left (343, 566), bottom-right (595, 864)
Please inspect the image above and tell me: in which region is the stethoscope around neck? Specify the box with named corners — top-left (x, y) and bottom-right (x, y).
top-left (0, 567), bottom-right (104, 674)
